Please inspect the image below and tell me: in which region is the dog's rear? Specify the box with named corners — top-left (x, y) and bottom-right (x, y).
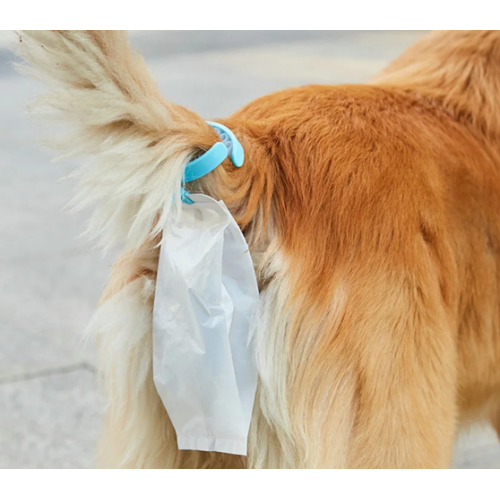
top-left (13, 30), bottom-right (500, 468)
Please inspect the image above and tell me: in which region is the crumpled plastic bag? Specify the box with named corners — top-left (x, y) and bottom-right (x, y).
top-left (152, 194), bottom-right (259, 456)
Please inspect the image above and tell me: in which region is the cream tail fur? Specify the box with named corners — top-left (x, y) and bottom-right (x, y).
top-left (13, 30), bottom-right (218, 251)
top-left (13, 30), bottom-right (301, 468)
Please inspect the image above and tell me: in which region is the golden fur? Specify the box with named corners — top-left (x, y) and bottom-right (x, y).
top-left (13, 30), bottom-right (500, 468)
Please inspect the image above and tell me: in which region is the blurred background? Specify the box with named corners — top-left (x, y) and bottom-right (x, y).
top-left (0, 30), bottom-right (499, 468)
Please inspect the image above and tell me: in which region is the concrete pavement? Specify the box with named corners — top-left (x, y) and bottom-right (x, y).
top-left (0, 30), bottom-right (499, 468)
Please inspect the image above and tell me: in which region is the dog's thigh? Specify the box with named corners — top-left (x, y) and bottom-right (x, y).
top-left (348, 273), bottom-right (458, 467)
top-left (254, 263), bottom-right (458, 468)
top-left (339, 274), bottom-right (457, 468)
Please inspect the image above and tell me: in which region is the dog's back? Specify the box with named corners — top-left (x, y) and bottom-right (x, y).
top-left (13, 30), bottom-right (500, 468)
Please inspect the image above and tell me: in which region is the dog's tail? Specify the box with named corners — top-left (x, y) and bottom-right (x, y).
top-left (13, 30), bottom-right (219, 250)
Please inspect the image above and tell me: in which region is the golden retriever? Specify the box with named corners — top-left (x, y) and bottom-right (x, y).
top-left (13, 30), bottom-right (500, 468)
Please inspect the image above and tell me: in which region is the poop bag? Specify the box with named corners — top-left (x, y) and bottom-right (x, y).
top-left (152, 194), bottom-right (259, 456)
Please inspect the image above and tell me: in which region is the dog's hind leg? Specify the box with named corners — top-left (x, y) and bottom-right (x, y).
top-left (250, 253), bottom-right (459, 468)
top-left (340, 272), bottom-right (459, 468)
top-left (90, 242), bottom-right (176, 468)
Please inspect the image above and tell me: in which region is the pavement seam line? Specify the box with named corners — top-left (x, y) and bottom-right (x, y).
top-left (0, 362), bottom-right (95, 385)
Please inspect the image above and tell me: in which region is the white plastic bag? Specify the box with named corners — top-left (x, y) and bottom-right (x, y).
top-left (152, 194), bottom-right (259, 456)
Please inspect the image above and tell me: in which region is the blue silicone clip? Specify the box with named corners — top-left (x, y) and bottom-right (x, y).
top-left (181, 121), bottom-right (244, 204)
top-left (183, 142), bottom-right (229, 183)
top-left (207, 121), bottom-right (244, 168)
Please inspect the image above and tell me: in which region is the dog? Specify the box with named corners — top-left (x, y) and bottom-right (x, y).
top-left (13, 30), bottom-right (500, 468)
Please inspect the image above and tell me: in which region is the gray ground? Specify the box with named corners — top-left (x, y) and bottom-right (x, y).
top-left (0, 30), bottom-right (499, 468)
